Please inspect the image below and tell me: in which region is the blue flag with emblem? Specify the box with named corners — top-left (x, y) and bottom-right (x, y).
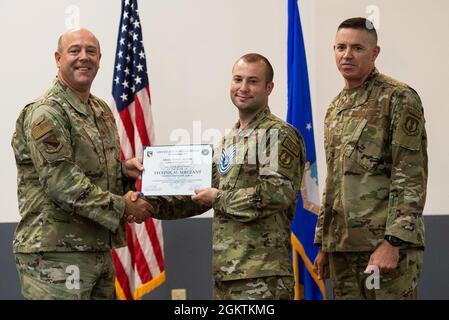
top-left (287, 0), bottom-right (325, 300)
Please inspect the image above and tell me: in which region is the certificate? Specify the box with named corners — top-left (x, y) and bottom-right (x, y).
top-left (141, 144), bottom-right (213, 196)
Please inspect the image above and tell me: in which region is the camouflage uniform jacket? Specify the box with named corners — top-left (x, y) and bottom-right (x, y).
top-left (315, 69), bottom-right (427, 252)
top-left (150, 107), bottom-right (305, 281)
top-left (12, 80), bottom-right (128, 253)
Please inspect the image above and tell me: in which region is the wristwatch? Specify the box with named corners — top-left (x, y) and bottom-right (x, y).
top-left (384, 235), bottom-right (403, 247)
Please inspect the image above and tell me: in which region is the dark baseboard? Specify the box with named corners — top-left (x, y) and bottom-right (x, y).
top-left (1, 215), bottom-right (448, 300)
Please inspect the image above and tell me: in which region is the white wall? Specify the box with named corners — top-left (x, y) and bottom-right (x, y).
top-left (307, 0), bottom-right (449, 217)
top-left (0, 0), bottom-right (447, 222)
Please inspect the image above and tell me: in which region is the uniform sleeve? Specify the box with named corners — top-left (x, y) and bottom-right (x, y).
top-left (25, 104), bottom-right (125, 232)
top-left (213, 126), bottom-right (305, 223)
top-left (385, 89), bottom-right (428, 245)
top-left (120, 160), bottom-right (138, 192)
top-left (314, 110), bottom-right (333, 246)
top-left (146, 195), bottom-right (210, 220)
top-left (314, 190), bottom-right (326, 246)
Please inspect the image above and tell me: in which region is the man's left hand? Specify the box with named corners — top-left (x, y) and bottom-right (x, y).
top-left (191, 188), bottom-right (219, 207)
top-left (122, 157), bottom-right (144, 179)
top-left (365, 240), bottom-right (400, 274)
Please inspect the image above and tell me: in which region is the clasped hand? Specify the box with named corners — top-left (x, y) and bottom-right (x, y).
top-left (191, 188), bottom-right (219, 207)
top-left (122, 156), bottom-right (144, 179)
top-left (123, 191), bottom-right (154, 224)
top-left (122, 158), bottom-right (219, 221)
top-left (122, 157), bottom-right (151, 224)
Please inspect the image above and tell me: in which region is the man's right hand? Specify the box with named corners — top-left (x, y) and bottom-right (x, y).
top-left (124, 191), bottom-right (154, 224)
top-left (313, 249), bottom-right (330, 280)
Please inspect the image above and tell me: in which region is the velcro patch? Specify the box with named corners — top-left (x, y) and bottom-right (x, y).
top-left (31, 120), bottom-right (52, 140)
top-left (279, 149), bottom-right (294, 168)
top-left (394, 107), bottom-right (423, 150)
top-left (282, 137), bottom-right (300, 157)
top-left (43, 134), bottom-right (61, 153)
top-left (402, 115), bottom-right (420, 136)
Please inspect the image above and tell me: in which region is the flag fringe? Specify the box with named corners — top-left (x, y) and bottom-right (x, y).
top-left (115, 278), bottom-right (127, 300)
top-left (115, 271), bottom-right (166, 300)
top-left (291, 233), bottom-right (327, 299)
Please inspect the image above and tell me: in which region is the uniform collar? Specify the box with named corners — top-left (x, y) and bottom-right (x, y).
top-left (337, 68), bottom-right (379, 111)
top-left (234, 106), bottom-right (271, 138)
top-left (53, 79), bottom-right (102, 117)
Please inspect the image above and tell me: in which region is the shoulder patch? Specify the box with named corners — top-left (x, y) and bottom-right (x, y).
top-left (282, 136), bottom-right (300, 157)
top-left (403, 114), bottom-right (420, 136)
top-left (42, 134), bottom-right (62, 153)
top-left (279, 149), bottom-right (294, 168)
top-left (402, 106), bottom-right (422, 136)
top-left (33, 114), bottom-right (45, 126)
top-left (394, 106), bottom-right (424, 151)
top-left (31, 119), bottom-right (52, 140)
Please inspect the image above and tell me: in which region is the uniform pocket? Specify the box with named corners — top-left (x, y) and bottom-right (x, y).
top-left (73, 128), bottom-right (103, 178)
top-left (345, 118), bottom-right (385, 173)
top-left (344, 118), bottom-right (368, 158)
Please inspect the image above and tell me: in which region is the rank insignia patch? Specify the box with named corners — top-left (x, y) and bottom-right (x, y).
top-left (218, 146), bottom-right (236, 175)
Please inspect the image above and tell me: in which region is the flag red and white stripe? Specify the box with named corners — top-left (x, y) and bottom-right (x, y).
top-left (110, 0), bottom-right (165, 300)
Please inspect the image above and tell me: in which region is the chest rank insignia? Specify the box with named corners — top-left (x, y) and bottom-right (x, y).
top-left (218, 146), bottom-right (236, 176)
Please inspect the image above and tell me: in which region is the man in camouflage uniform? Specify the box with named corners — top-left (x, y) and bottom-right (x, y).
top-left (11, 28), bottom-right (152, 299)
top-left (146, 53), bottom-right (305, 299)
top-left (313, 18), bottom-right (427, 300)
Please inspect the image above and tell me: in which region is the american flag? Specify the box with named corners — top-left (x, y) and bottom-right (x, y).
top-left (110, 0), bottom-right (165, 300)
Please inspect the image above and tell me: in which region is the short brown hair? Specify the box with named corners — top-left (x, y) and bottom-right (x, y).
top-left (338, 17), bottom-right (378, 45)
top-left (236, 53), bottom-right (274, 83)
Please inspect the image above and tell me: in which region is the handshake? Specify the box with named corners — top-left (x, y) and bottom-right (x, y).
top-left (123, 191), bottom-right (154, 224)
top-left (119, 156), bottom-right (220, 224)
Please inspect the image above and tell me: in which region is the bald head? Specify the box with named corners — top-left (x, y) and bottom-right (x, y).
top-left (54, 27), bottom-right (102, 101)
top-left (57, 28), bottom-right (101, 54)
